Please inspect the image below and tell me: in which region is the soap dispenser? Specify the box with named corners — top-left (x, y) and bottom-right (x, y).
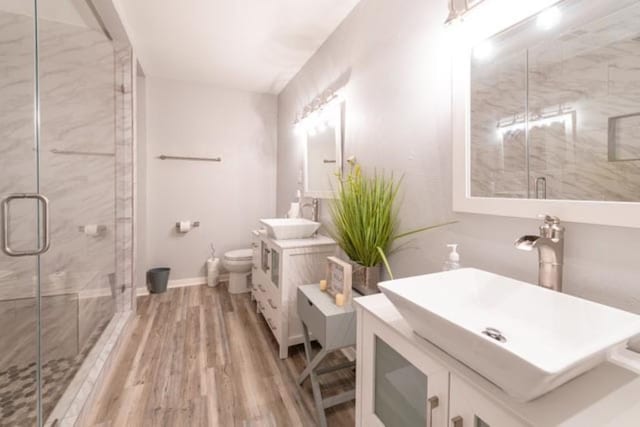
top-left (443, 244), bottom-right (461, 271)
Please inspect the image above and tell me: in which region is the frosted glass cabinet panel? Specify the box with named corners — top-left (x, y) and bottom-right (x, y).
top-left (374, 336), bottom-right (428, 425)
top-left (270, 248), bottom-right (280, 288)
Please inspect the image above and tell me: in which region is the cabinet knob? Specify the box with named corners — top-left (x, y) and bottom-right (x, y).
top-left (451, 416), bottom-right (463, 427)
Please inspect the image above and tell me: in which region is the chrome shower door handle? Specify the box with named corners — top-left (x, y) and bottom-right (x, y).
top-left (1, 193), bottom-right (50, 257)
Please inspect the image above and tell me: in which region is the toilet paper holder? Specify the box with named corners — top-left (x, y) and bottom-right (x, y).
top-left (78, 225), bottom-right (107, 234)
top-left (175, 221), bottom-right (200, 230)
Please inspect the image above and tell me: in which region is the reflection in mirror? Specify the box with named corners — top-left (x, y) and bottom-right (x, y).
top-left (303, 103), bottom-right (342, 198)
top-left (470, 0), bottom-right (640, 202)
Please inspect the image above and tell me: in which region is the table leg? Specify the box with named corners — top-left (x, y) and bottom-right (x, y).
top-left (310, 369), bottom-right (328, 427)
top-left (299, 322), bottom-right (329, 427)
top-left (298, 323), bottom-right (327, 384)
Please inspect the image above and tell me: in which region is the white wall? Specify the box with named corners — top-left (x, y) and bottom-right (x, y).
top-left (277, 0), bottom-right (640, 335)
top-left (145, 77), bottom-right (277, 281)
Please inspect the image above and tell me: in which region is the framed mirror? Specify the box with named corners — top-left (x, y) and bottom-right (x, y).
top-left (453, 0), bottom-right (640, 227)
top-left (303, 102), bottom-right (343, 199)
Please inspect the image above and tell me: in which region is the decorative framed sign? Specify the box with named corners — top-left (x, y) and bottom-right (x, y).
top-left (326, 256), bottom-right (353, 302)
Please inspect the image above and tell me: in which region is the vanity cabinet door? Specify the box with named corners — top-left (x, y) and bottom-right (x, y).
top-left (449, 375), bottom-right (529, 427)
top-left (359, 311), bottom-right (449, 427)
top-left (260, 240), bottom-right (270, 275)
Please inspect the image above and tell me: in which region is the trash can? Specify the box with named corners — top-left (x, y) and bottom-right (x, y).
top-left (147, 268), bottom-right (170, 294)
top-left (206, 257), bottom-right (221, 288)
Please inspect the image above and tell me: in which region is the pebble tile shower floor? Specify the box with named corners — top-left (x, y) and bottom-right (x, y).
top-left (0, 321), bottom-right (108, 426)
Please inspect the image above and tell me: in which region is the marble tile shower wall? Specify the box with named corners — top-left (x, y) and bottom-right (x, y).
top-left (0, 11), bottom-right (133, 369)
top-left (470, 8), bottom-right (640, 201)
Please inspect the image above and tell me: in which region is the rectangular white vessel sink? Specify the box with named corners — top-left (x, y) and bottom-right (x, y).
top-left (379, 268), bottom-right (640, 401)
top-left (260, 218), bottom-right (321, 240)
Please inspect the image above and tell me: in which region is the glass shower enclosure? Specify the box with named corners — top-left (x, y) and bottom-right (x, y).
top-left (0, 1), bottom-right (134, 425)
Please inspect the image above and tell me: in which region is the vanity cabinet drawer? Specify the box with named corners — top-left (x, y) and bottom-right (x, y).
top-left (297, 287), bottom-right (326, 347)
top-left (258, 297), bottom-right (280, 342)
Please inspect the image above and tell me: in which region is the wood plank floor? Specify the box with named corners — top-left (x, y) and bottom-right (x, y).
top-left (86, 284), bottom-right (356, 426)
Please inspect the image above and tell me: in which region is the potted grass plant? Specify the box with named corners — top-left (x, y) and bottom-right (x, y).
top-left (329, 162), bottom-right (456, 295)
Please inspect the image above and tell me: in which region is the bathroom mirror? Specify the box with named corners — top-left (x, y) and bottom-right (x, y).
top-left (453, 0), bottom-right (640, 227)
top-left (303, 102), bottom-right (343, 198)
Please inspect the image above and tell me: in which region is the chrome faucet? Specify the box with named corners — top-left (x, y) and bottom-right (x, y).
top-left (300, 198), bottom-right (319, 222)
top-left (515, 214), bottom-right (565, 292)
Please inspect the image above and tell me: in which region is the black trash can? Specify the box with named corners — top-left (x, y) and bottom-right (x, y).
top-left (147, 268), bottom-right (170, 294)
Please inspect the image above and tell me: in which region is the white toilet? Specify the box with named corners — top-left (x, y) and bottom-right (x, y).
top-left (222, 248), bottom-right (253, 294)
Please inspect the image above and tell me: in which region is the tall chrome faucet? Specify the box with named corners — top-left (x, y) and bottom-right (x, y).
top-left (515, 214), bottom-right (565, 292)
top-left (300, 198), bottom-right (319, 222)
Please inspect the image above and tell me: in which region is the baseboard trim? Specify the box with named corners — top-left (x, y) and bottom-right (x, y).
top-left (137, 274), bottom-right (229, 296)
top-left (169, 276), bottom-right (208, 288)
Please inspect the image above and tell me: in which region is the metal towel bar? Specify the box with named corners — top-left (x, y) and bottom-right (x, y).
top-left (51, 149), bottom-right (114, 157)
top-left (158, 155), bottom-right (222, 162)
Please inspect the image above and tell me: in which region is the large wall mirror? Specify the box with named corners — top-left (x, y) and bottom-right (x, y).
top-left (453, 0), bottom-right (640, 227)
top-left (303, 102), bottom-right (343, 198)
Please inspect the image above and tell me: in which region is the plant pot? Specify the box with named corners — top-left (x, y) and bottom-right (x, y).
top-left (351, 262), bottom-right (381, 296)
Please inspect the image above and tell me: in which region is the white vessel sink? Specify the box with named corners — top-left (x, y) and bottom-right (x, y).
top-left (260, 218), bottom-right (321, 240)
top-left (379, 268), bottom-right (640, 401)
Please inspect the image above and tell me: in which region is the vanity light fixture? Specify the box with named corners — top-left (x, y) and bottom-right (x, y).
top-left (496, 106), bottom-right (575, 137)
top-left (293, 90), bottom-right (343, 136)
top-left (536, 6), bottom-right (561, 30)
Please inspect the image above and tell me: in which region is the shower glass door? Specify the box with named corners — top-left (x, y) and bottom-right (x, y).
top-left (1, 1), bottom-right (123, 425)
top-left (0, 1), bottom-right (43, 425)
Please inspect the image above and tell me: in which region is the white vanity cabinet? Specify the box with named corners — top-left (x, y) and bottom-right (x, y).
top-left (356, 294), bottom-right (640, 427)
top-left (251, 232), bottom-right (336, 359)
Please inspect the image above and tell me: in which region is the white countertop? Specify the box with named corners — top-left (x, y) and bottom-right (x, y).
top-left (355, 293), bottom-right (640, 427)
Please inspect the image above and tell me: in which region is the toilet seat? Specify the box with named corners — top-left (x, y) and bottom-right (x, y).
top-left (224, 248), bottom-right (252, 261)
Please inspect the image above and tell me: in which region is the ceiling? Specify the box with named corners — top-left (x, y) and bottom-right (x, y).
top-left (113, 0), bottom-right (361, 94)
